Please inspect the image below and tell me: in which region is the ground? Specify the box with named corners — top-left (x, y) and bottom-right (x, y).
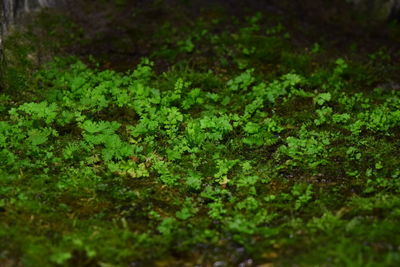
top-left (1, 0), bottom-right (400, 266)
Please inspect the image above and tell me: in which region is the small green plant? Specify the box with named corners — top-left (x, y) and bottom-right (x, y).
top-left (1, 6), bottom-right (400, 267)
top-left (242, 117), bottom-right (283, 146)
top-left (278, 125), bottom-right (331, 169)
top-left (292, 183), bottom-right (313, 210)
top-left (214, 158), bottom-right (239, 185)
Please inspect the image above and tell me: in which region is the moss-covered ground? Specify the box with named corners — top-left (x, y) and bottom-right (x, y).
top-left (1, 1), bottom-right (400, 266)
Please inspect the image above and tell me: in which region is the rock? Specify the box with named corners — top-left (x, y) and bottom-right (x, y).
top-left (0, 0), bottom-right (63, 67)
top-left (1, 0), bottom-right (63, 45)
top-left (347, 0), bottom-right (400, 21)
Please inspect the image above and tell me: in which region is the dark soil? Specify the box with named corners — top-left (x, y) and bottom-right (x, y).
top-left (60, 0), bottom-right (400, 72)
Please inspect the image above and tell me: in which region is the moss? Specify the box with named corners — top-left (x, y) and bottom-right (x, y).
top-left (1, 1), bottom-right (400, 266)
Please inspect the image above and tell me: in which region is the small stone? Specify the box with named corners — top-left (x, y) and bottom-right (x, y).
top-left (213, 261), bottom-right (227, 267)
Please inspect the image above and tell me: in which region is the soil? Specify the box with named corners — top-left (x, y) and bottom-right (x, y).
top-left (59, 0), bottom-right (400, 72)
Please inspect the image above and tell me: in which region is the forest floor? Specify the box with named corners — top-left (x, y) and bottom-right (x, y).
top-left (1, 0), bottom-right (400, 266)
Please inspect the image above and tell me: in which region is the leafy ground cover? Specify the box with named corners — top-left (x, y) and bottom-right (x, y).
top-left (1, 1), bottom-right (400, 266)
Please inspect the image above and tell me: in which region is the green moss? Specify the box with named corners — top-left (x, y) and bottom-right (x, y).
top-left (1, 2), bottom-right (400, 266)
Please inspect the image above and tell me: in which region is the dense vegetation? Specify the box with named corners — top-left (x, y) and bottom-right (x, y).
top-left (1, 2), bottom-right (400, 266)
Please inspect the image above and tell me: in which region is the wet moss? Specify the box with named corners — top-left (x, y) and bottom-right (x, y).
top-left (1, 1), bottom-right (400, 266)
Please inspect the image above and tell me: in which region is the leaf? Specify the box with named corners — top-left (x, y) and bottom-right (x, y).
top-left (50, 252), bottom-right (72, 265)
top-left (27, 129), bottom-right (49, 146)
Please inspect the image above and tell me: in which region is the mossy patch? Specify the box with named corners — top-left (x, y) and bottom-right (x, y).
top-left (1, 1), bottom-right (400, 266)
